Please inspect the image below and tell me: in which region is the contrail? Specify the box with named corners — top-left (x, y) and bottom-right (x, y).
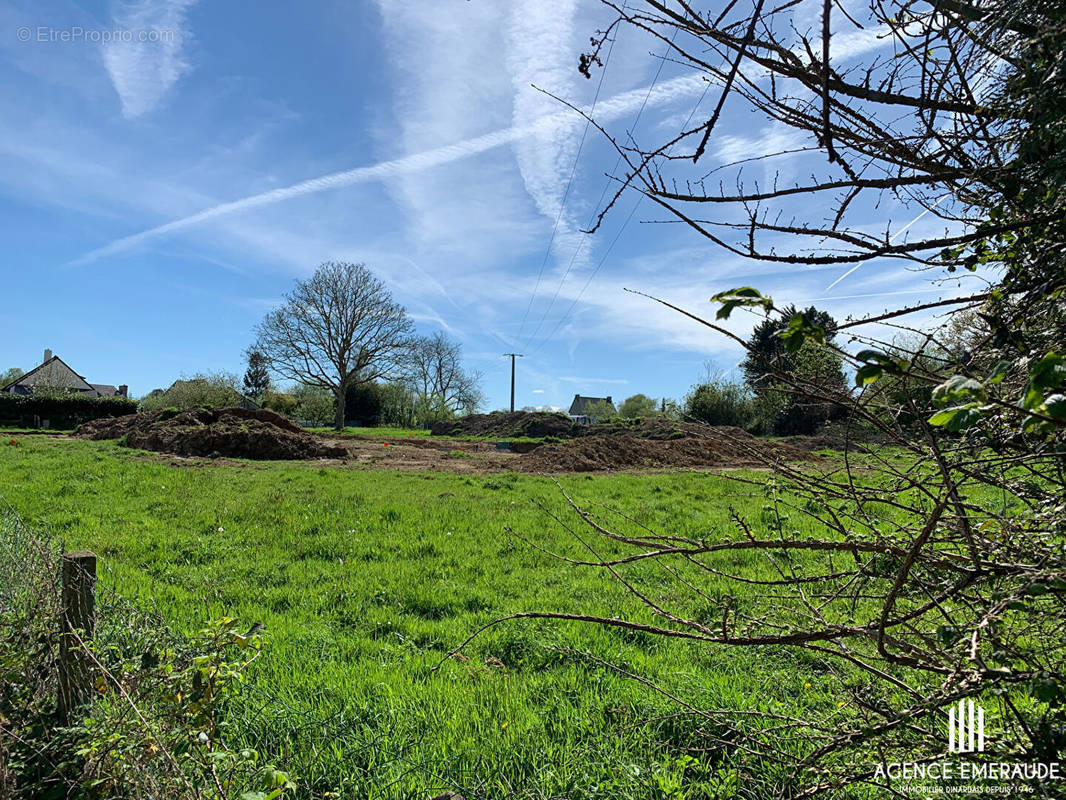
top-left (73, 24), bottom-right (888, 267)
top-left (825, 193), bottom-right (950, 290)
top-left (71, 73), bottom-right (711, 266)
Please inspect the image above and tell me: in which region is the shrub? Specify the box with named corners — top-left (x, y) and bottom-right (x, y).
top-left (618, 393), bottom-right (659, 418)
top-left (0, 393), bottom-right (136, 427)
top-left (683, 379), bottom-right (755, 428)
top-left (261, 390), bottom-right (299, 417)
top-left (0, 509), bottom-right (293, 799)
top-left (291, 384), bottom-right (334, 426)
top-left (582, 399), bottom-right (619, 422)
top-left (139, 372), bottom-right (246, 412)
top-left (345, 382), bottom-right (384, 427)
top-left (768, 341), bottom-right (850, 435)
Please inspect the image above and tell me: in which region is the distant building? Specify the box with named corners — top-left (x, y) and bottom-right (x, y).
top-left (1, 349), bottom-right (127, 397)
top-left (567, 394), bottom-right (615, 425)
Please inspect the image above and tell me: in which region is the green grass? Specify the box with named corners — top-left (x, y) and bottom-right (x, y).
top-left (0, 437), bottom-right (887, 798)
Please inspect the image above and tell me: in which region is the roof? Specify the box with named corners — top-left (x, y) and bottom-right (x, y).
top-left (2, 355), bottom-right (125, 398)
top-left (568, 394), bottom-right (615, 416)
top-left (1, 355), bottom-right (95, 394)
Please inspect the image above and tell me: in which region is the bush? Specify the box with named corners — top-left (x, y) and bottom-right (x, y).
top-left (261, 390), bottom-right (299, 417)
top-left (291, 384), bottom-right (334, 426)
top-left (0, 509), bottom-right (293, 799)
top-left (139, 372), bottom-right (246, 412)
top-left (618, 393), bottom-right (660, 419)
top-left (767, 341), bottom-right (850, 435)
top-left (0, 393), bottom-right (136, 428)
top-left (345, 382), bottom-right (384, 427)
top-left (684, 379), bottom-right (755, 428)
top-left (378, 382), bottom-right (417, 428)
top-left (582, 399), bottom-right (619, 422)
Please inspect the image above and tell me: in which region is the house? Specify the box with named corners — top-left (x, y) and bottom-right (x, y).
top-left (1, 350), bottom-right (127, 397)
top-left (568, 394), bottom-right (615, 425)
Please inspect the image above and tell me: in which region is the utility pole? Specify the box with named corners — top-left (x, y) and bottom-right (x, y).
top-left (503, 353), bottom-right (523, 412)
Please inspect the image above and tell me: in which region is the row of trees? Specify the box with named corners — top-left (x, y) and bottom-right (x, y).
top-left (684, 304), bottom-right (987, 436)
top-left (133, 263), bottom-right (481, 429)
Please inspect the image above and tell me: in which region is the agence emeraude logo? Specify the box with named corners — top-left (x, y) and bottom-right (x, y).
top-left (871, 701), bottom-right (1061, 794)
top-left (948, 698), bottom-right (985, 754)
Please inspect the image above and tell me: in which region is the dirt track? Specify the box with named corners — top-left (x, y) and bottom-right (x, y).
top-left (319, 434), bottom-right (518, 473)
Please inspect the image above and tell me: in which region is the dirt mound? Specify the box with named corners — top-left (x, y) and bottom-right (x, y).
top-left (780, 422), bottom-right (895, 451)
top-left (432, 411), bottom-right (575, 439)
top-left (581, 417), bottom-right (750, 441)
top-left (77, 407), bottom-right (346, 460)
top-left (515, 427), bottom-right (810, 473)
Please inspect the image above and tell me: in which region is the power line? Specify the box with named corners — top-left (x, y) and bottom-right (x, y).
top-left (527, 32), bottom-right (706, 356)
top-left (515, 7), bottom-right (626, 342)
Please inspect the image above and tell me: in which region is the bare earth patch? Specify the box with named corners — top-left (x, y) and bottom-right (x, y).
top-left (75, 408), bottom-right (818, 473)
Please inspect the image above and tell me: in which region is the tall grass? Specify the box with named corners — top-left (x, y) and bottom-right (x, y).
top-left (0, 437), bottom-right (892, 798)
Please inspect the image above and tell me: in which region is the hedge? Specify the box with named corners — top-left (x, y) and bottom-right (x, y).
top-left (0, 393), bottom-right (137, 427)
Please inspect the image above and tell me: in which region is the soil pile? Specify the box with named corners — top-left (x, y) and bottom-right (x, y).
top-left (77, 407), bottom-right (346, 460)
top-left (580, 417), bottom-right (750, 441)
top-left (515, 426), bottom-right (810, 472)
top-left (431, 411), bottom-right (575, 439)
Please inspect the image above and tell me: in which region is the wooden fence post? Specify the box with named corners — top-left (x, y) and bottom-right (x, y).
top-left (58, 550), bottom-right (97, 724)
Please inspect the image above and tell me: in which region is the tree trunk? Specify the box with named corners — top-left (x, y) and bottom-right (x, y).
top-left (334, 385), bottom-right (347, 431)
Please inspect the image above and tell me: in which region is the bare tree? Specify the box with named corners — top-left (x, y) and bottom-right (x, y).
top-left (254, 262), bottom-right (413, 430)
top-left (571, 0), bottom-right (1051, 274)
top-left (401, 331), bottom-right (484, 422)
top-left (446, 1), bottom-right (1066, 795)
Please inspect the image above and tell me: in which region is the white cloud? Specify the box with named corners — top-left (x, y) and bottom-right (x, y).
top-left (103, 0), bottom-right (198, 118)
top-left (70, 70), bottom-right (719, 266)
top-left (506, 0), bottom-right (583, 256)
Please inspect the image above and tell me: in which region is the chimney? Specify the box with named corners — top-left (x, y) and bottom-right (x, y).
top-left (43, 348), bottom-right (53, 363)
top-left (606, 396), bottom-right (613, 404)
top-left (118, 385), bottom-right (128, 398)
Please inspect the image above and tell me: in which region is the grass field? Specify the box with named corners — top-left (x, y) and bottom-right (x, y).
top-left (0, 437), bottom-right (873, 798)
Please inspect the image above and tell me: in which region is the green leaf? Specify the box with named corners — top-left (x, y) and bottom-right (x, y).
top-left (855, 349), bottom-right (895, 367)
top-left (710, 287), bottom-right (773, 319)
top-left (932, 375), bottom-right (985, 406)
top-left (928, 404), bottom-right (982, 430)
top-left (1044, 394), bottom-right (1066, 419)
top-left (936, 625), bottom-right (962, 644)
top-left (855, 364), bottom-right (883, 386)
top-left (985, 360), bottom-right (1011, 385)
top-left (928, 407), bottom-right (961, 426)
top-left (778, 312), bottom-right (827, 353)
top-left (1029, 351), bottom-right (1066, 391)
top-left (1024, 351), bottom-right (1066, 408)
top-left (1030, 677), bottom-right (1062, 703)
top-left (853, 350), bottom-right (903, 385)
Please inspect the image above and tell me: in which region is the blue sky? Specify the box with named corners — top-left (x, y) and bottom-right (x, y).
top-left (0, 0), bottom-right (985, 410)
